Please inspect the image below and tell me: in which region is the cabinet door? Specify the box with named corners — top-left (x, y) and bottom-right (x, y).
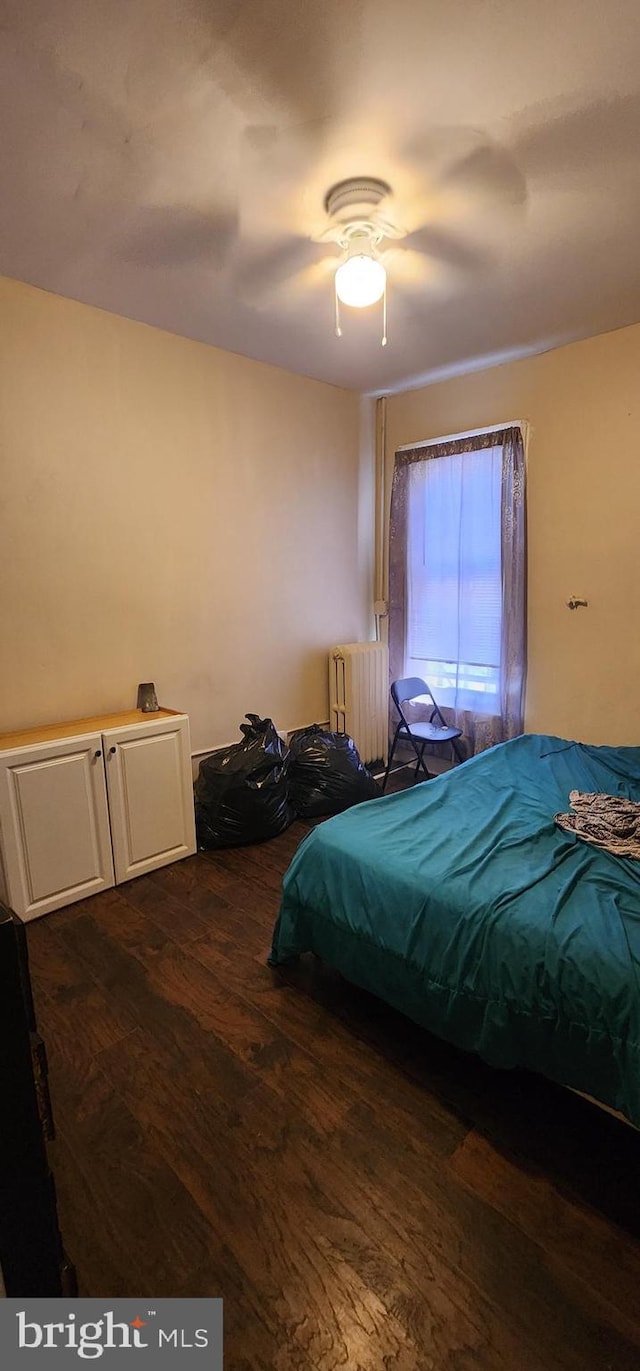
top-left (103, 714), bottom-right (196, 884)
top-left (0, 734), bottom-right (115, 921)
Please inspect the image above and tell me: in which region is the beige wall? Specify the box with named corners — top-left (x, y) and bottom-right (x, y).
top-left (385, 325), bottom-right (640, 746)
top-left (0, 276), bottom-right (370, 751)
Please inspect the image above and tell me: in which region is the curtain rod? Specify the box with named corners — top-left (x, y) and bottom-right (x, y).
top-left (395, 420), bottom-right (528, 453)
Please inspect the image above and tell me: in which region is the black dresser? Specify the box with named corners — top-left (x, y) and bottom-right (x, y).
top-left (0, 902), bottom-right (76, 1295)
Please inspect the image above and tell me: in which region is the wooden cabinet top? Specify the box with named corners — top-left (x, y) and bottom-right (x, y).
top-left (0, 708), bottom-right (183, 752)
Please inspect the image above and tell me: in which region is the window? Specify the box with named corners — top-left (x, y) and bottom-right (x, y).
top-left (405, 442), bottom-right (502, 714)
top-left (389, 423), bottom-right (526, 751)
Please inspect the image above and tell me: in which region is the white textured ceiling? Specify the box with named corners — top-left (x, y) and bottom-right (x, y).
top-left (2, 0), bottom-right (640, 392)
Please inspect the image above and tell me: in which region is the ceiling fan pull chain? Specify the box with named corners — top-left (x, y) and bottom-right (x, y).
top-left (381, 281), bottom-right (388, 347)
top-left (334, 280), bottom-right (342, 338)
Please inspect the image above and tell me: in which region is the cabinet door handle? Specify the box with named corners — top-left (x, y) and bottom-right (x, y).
top-left (94, 749), bottom-right (102, 759)
top-left (109, 746), bottom-right (117, 755)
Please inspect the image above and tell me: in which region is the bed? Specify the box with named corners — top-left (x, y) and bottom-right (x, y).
top-left (269, 734), bottom-right (640, 1127)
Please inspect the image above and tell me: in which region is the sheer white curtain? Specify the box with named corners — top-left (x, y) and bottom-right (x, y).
top-left (388, 427), bottom-right (527, 756)
top-left (406, 444), bottom-right (502, 714)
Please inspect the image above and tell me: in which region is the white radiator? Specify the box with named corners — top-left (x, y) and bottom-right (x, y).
top-left (329, 642), bottom-right (389, 766)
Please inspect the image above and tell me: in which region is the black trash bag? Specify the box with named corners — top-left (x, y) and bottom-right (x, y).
top-left (194, 714), bottom-right (295, 849)
top-left (289, 724), bottom-right (381, 819)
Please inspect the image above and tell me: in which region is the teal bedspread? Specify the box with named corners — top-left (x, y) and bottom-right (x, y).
top-left (270, 735), bottom-right (640, 1125)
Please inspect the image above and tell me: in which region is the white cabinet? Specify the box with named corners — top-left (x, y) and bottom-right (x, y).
top-left (0, 732), bottom-right (114, 920)
top-left (0, 709), bottom-right (196, 922)
top-left (104, 715), bottom-right (195, 883)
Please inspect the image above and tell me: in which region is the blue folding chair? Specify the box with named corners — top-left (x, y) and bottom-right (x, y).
top-left (382, 676), bottom-right (464, 789)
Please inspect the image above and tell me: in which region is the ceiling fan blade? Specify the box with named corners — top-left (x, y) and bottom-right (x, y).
top-left (243, 254), bottom-right (338, 312)
top-left (512, 92), bottom-right (640, 182)
top-left (382, 247), bottom-right (474, 303)
top-left (239, 118), bottom-right (335, 231)
top-left (397, 125), bottom-right (527, 236)
top-left (242, 115), bottom-right (364, 179)
top-left (440, 144), bottom-right (527, 208)
top-left (399, 125), bottom-right (486, 178)
top-left (381, 247), bottom-right (438, 289)
top-left (236, 235), bottom-right (330, 306)
top-left (239, 115), bottom-right (397, 242)
top-left (117, 206), bottom-right (237, 269)
top-left (401, 225), bottom-right (491, 274)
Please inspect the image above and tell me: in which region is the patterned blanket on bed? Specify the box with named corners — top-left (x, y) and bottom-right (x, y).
top-left (555, 790), bottom-right (640, 859)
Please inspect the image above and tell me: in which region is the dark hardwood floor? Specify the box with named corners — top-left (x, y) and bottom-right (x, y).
top-left (26, 764), bottom-right (640, 1370)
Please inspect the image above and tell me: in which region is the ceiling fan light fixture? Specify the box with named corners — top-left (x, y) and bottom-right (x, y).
top-left (335, 252), bottom-right (386, 308)
top-left (325, 187), bottom-right (393, 345)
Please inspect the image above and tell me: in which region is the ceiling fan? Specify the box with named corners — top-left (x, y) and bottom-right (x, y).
top-left (316, 177), bottom-right (400, 345)
top-left (114, 117), bottom-right (528, 341)
top-left (237, 173), bottom-right (435, 345)
top-left (233, 123), bottom-right (528, 343)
